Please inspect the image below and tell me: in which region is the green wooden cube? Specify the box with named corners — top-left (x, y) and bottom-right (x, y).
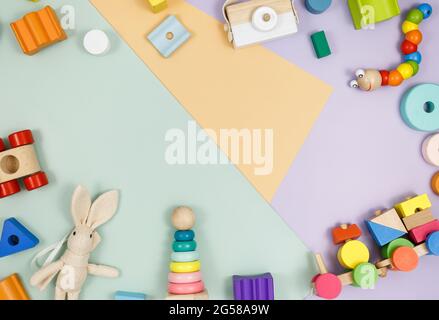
top-left (310, 31), bottom-right (331, 59)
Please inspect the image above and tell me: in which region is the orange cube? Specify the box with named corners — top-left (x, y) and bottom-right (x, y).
top-left (10, 6), bottom-right (67, 55)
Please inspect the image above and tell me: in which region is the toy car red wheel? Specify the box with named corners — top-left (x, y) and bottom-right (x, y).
top-left (0, 180), bottom-right (21, 198)
top-left (23, 172), bottom-right (48, 191)
top-left (0, 139), bottom-right (5, 152)
top-left (313, 273), bottom-right (342, 300)
top-left (8, 130), bottom-right (34, 148)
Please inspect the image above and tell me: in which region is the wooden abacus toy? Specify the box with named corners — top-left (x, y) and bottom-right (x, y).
top-left (350, 3), bottom-right (432, 91)
top-left (166, 206), bottom-right (208, 300)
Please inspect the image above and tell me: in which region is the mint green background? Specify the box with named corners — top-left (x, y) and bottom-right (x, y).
top-left (0, 0), bottom-right (313, 300)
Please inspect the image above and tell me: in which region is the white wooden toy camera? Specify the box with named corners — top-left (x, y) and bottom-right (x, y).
top-left (223, 0), bottom-right (299, 48)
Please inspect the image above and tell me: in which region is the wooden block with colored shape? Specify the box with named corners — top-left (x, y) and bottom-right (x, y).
top-left (0, 218), bottom-right (39, 257)
top-left (147, 0), bottom-right (168, 13)
top-left (394, 194), bottom-right (431, 218)
top-left (0, 274), bottom-right (30, 300)
top-left (365, 209), bottom-right (407, 247)
top-left (10, 6), bottom-right (67, 55)
top-left (348, 0), bottom-right (400, 30)
top-left (409, 219), bottom-right (439, 244)
top-left (310, 31), bottom-right (331, 59)
top-left (332, 224), bottom-right (361, 244)
top-left (402, 209), bottom-right (434, 231)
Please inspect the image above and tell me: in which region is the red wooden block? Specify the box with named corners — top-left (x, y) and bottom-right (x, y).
top-left (332, 224), bottom-right (362, 245)
top-left (409, 219), bottom-right (439, 244)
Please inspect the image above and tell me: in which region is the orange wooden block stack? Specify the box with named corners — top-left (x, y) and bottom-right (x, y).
top-left (10, 6), bottom-right (67, 55)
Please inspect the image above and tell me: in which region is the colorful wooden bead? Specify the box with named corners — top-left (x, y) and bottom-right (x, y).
top-left (426, 231), bottom-right (439, 256)
top-left (422, 133), bottom-right (439, 166)
top-left (352, 263), bottom-right (378, 289)
top-left (406, 9), bottom-right (424, 24)
top-left (381, 238), bottom-right (414, 259)
top-left (168, 271), bottom-right (202, 284)
top-left (379, 70), bottom-right (389, 86)
top-left (388, 70), bottom-right (403, 86)
top-left (404, 51), bottom-right (422, 64)
top-left (400, 84), bottom-right (439, 132)
top-left (337, 240), bottom-right (369, 269)
top-left (305, 0), bottom-right (332, 14)
top-left (405, 61), bottom-right (419, 76)
top-left (405, 30), bottom-right (423, 45)
top-left (175, 230), bottom-right (195, 241)
top-left (170, 260), bottom-right (201, 273)
top-left (431, 172), bottom-right (439, 195)
top-left (401, 40), bottom-right (417, 55)
top-left (397, 63), bottom-right (414, 79)
top-left (171, 251), bottom-right (200, 262)
top-left (417, 3), bottom-right (433, 19)
top-left (402, 20), bottom-right (419, 34)
top-left (313, 273), bottom-right (341, 300)
top-left (172, 206), bottom-right (195, 230)
top-left (168, 281), bottom-right (204, 295)
top-left (173, 240), bottom-right (196, 252)
top-left (391, 246), bottom-right (419, 271)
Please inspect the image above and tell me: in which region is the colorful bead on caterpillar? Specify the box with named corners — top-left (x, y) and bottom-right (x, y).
top-left (350, 3), bottom-right (432, 92)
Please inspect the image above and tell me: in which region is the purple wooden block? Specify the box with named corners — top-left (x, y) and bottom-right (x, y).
top-left (232, 273), bottom-right (274, 300)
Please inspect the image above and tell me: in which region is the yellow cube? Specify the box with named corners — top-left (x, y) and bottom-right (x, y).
top-left (148, 0), bottom-right (168, 13)
top-left (394, 194), bottom-right (431, 218)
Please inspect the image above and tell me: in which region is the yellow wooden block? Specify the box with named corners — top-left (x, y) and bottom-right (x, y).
top-left (394, 194), bottom-right (431, 218)
top-left (337, 240), bottom-right (369, 269)
top-left (148, 0), bottom-right (167, 13)
top-left (170, 260), bottom-right (201, 273)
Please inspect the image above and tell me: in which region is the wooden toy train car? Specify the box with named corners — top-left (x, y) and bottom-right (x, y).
top-left (0, 130), bottom-right (48, 198)
top-left (312, 194), bottom-right (439, 299)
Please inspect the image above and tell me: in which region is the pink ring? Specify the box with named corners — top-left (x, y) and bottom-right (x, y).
top-left (168, 281), bottom-right (204, 295)
top-left (168, 271), bottom-right (202, 284)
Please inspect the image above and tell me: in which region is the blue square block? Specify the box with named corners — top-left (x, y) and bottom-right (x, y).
top-left (114, 291), bottom-right (146, 300)
top-left (147, 15), bottom-right (191, 58)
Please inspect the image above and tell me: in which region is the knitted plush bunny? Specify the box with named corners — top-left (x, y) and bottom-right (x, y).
top-left (30, 185), bottom-right (120, 300)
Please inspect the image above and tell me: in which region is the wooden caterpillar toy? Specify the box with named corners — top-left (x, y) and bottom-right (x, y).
top-left (350, 3), bottom-right (432, 92)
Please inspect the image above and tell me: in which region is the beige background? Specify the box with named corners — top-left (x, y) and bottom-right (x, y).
top-left (91, 0), bottom-right (332, 201)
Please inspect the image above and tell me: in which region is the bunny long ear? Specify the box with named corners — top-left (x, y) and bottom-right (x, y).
top-left (86, 190), bottom-right (119, 230)
top-left (71, 185), bottom-right (92, 226)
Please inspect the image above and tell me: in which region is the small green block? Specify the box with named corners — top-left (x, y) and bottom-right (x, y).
top-left (310, 31), bottom-right (331, 59)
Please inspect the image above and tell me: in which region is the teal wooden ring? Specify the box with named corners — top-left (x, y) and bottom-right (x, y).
top-left (400, 84), bottom-right (439, 132)
top-left (171, 251), bottom-right (200, 262)
top-left (174, 230), bottom-right (195, 241)
top-left (173, 240), bottom-right (197, 252)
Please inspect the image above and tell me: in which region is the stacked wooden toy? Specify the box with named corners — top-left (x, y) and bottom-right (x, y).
top-left (167, 207), bottom-right (208, 300)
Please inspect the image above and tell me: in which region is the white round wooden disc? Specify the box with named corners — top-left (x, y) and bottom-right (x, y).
top-left (83, 30), bottom-right (110, 56)
top-left (422, 133), bottom-right (439, 166)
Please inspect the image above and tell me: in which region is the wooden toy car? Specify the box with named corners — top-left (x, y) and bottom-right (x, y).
top-left (0, 130), bottom-right (48, 198)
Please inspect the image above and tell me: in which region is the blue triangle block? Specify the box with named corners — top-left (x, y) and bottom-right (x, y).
top-left (0, 218), bottom-right (39, 258)
top-left (365, 220), bottom-right (406, 247)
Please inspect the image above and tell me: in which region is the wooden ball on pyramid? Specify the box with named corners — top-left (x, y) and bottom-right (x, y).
top-left (172, 206), bottom-right (195, 230)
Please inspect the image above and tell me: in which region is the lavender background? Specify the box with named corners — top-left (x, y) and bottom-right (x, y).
top-left (186, 0), bottom-right (439, 299)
